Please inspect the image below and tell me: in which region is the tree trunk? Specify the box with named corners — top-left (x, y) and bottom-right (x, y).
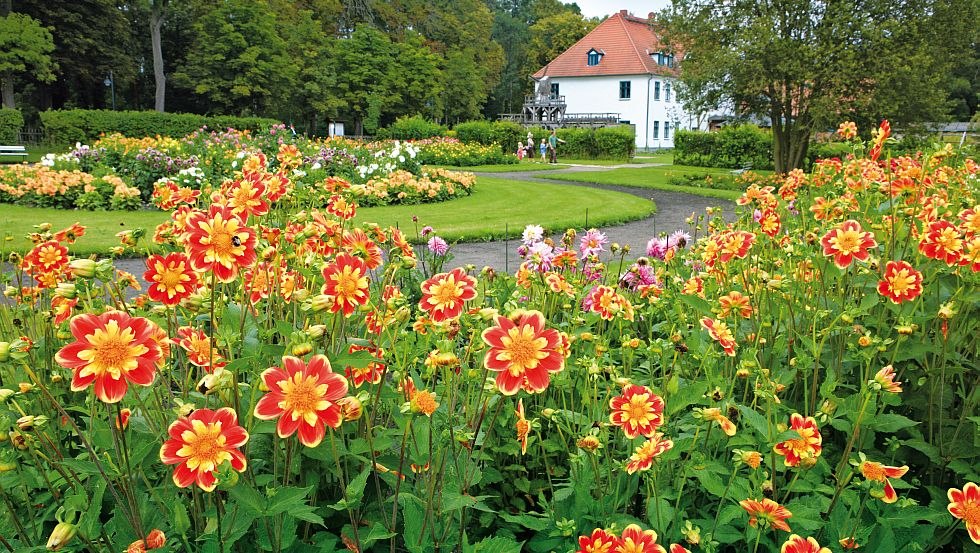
top-left (1, 75), bottom-right (14, 109)
top-left (150, 0), bottom-right (168, 112)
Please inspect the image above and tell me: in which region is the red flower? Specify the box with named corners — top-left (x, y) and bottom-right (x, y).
top-left (55, 311), bottom-right (164, 403)
top-left (419, 268), bottom-right (477, 323)
top-left (144, 252), bottom-right (199, 306)
top-left (876, 260), bottom-right (922, 303)
top-left (51, 295), bottom-right (78, 325)
top-left (321, 253), bottom-right (370, 317)
top-left (481, 310), bottom-right (565, 396)
top-left (176, 326), bottom-right (226, 372)
top-left (615, 524), bottom-right (666, 553)
top-left (327, 194), bottom-right (356, 220)
top-left (23, 240), bottom-right (69, 287)
top-left (869, 120), bottom-right (891, 161)
top-left (858, 457), bottom-right (909, 503)
top-left (773, 413), bottom-right (822, 467)
top-left (717, 230), bottom-right (755, 263)
top-left (226, 175), bottom-right (269, 218)
top-left (183, 205), bottom-right (257, 282)
top-left (584, 285), bottom-right (635, 321)
top-left (821, 220), bottom-right (877, 269)
top-left (53, 222), bottom-right (86, 244)
top-left (159, 407), bottom-right (248, 491)
top-left (243, 261), bottom-right (275, 305)
top-left (780, 535), bottom-right (830, 553)
top-left (344, 343), bottom-right (385, 387)
top-left (918, 220), bottom-right (964, 265)
top-left (701, 317), bottom-right (737, 356)
top-left (947, 482), bottom-right (980, 544)
top-left (718, 291), bottom-right (753, 319)
top-left (342, 228), bottom-right (383, 269)
top-left (609, 384), bottom-right (665, 439)
top-left (873, 365), bottom-right (902, 393)
top-left (253, 355), bottom-right (349, 448)
top-left (758, 210), bottom-right (781, 237)
top-left (625, 432), bottom-right (674, 474)
top-left (577, 528), bottom-right (620, 553)
top-left (740, 497), bottom-right (792, 532)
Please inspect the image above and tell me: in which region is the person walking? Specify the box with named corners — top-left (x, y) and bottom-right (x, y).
top-left (539, 138), bottom-right (547, 162)
top-left (526, 133), bottom-right (534, 158)
top-left (548, 129), bottom-right (565, 164)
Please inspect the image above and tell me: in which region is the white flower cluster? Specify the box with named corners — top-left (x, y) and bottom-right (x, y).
top-left (356, 141), bottom-right (419, 180)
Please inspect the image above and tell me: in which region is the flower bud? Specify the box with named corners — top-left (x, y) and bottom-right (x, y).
top-left (291, 342), bottom-right (313, 356)
top-left (68, 258), bottom-right (97, 279)
top-left (338, 396), bottom-right (363, 422)
top-left (54, 283), bottom-right (77, 299)
top-left (46, 521), bottom-right (77, 551)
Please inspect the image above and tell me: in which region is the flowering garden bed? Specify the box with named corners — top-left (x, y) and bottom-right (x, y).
top-left (0, 122), bottom-right (977, 552)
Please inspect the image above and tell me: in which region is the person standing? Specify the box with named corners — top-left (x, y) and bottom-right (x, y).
top-left (548, 129), bottom-right (565, 164)
top-left (526, 133), bottom-right (535, 158)
top-left (539, 138), bottom-right (547, 162)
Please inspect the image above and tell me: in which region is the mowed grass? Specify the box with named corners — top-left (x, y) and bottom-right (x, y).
top-left (356, 176), bottom-right (653, 242)
top-left (0, 205), bottom-right (169, 257)
top-left (0, 175), bottom-right (653, 255)
top-left (634, 151), bottom-right (674, 164)
top-left (426, 162), bottom-right (568, 172)
top-left (538, 164), bottom-right (759, 200)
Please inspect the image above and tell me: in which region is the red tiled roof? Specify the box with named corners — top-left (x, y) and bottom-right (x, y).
top-left (532, 10), bottom-right (678, 79)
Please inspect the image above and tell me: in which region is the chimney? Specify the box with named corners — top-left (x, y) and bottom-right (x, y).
top-left (619, 9), bottom-right (628, 16)
top-left (648, 12), bottom-right (656, 21)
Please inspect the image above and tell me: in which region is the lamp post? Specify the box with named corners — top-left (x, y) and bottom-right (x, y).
top-left (104, 71), bottom-right (115, 110)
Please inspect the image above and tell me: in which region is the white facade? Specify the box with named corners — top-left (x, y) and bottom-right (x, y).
top-left (547, 75), bottom-right (699, 150)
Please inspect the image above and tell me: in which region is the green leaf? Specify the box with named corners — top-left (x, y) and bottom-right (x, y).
top-left (441, 490), bottom-right (496, 513)
top-left (736, 404), bottom-right (770, 440)
top-left (471, 536), bottom-right (525, 553)
top-left (330, 467), bottom-right (370, 510)
top-left (499, 511), bottom-right (551, 531)
top-left (867, 413), bottom-right (919, 433)
top-left (677, 293), bottom-right (712, 315)
top-left (228, 483), bottom-right (267, 515)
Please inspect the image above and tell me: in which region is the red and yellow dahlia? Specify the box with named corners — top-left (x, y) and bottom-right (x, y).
top-left (481, 310), bottom-right (565, 396)
top-left (609, 384), bottom-right (664, 439)
top-left (253, 355), bottom-right (348, 448)
top-left (773, 413), bottom-right (822, 467)
top-left (419, 268), bottom-right (477, 323)
top-left (159, 407), bottom-right (248, 491)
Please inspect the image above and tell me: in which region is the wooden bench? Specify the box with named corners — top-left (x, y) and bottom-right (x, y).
top-left (730, 163), bottom-right (753, 175)
top-left (0, 145), bottom-right (28, 161)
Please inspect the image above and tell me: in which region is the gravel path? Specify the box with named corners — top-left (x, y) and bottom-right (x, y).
top-left (45, 164), bottom-right (737, 280)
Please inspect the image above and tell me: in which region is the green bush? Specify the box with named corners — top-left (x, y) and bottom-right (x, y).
top-left (490, 121), bottom-right (526, 154)
top-left (453, 120), bottom-right (494, 145)
top-left (675, 125), bottom-right (774, 170)
top-left (0, 108), bottom-right (23, 144)
top-left (377, 115), bottom-right (446, 140)
top-left (455, 121), bottom-right (633, 159)
top-left (40, 109), bottom-right (279, 143)
top-left (594, 126), bottom-right (636, 159)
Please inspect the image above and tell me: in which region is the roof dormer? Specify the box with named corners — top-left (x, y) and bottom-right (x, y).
top-left (587, 48), bottom-right (603, 67)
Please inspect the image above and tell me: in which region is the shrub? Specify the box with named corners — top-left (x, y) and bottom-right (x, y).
top-left (490, 121), bottom-right (525, 154)
top-left (377, 115), bottom-right (446, 140)
top-left (675, 125), bottom-right (774, 169)
top-left (453, 120), bottom-right (494, 145)
top-left (0, 108), bottom-right (23, 144)
top-left (40, 109), bottom-right (279, 143)
top-left (594, 125), bottom-right (636, 159)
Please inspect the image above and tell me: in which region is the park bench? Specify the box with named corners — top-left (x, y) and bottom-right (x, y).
top-left (730, 163), bottom-right (752, 175)
top-left (0, 145), bottom-right (28, 161)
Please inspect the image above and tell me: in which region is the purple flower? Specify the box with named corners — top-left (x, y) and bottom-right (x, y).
top-left (667, 230), bottom-right (691, 249)
top-left (421, 226), bottom-right (434, 237)
top-left (427, 236), bottom-right (448, 255)
top-left (646, 237), bottom-right (669, 260)
top-left (620, 262), bottom-right (659, 290)
top-left (579, 228), bottom-right (608, 258)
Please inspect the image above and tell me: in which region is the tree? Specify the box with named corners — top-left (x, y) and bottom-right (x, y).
top-left (0, 11), bottom-right (56, 108)
top-left (171, 0), bottom-right (295, 116)
top-left (526, 11), bottom-right (597, 75)
top-left (664, 0), bottom-right (961, 172)
top-left (148, 0), bottom-right (169, 112)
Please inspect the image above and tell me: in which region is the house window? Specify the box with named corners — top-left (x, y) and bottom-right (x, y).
top-left (652, 52), bottom-right (675, 68)
top-left (550, 83), bottom-right (559, 98)
top-left (664, 121), bottom-right (671, 139)
top-left (587, 49), bottom-right (601, 66)
top-left (652, 121), bottom-right (659, 139)
top-left (619, 81), bottom-right (631, 100)
top-left (654, 81), bottom-right (661, 101)
top-left (665, 83), bottom-right (671, 102)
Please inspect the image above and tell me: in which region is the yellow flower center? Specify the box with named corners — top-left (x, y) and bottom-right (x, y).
top-left (960, 498), bottom-right (980, 525)
top-left (155, 262), bottom-right (186, 290)
top-left (333, 266), bottom-right (366, 298)
top-left (627, 395), bottom-right (655, 424)
top-left (832, 229), bottom-right (860, 253)
top-left (432, 280), bottom-right (463, 306)
top-left (177, 419), bottom-right (231, 473)
top-left (500, 326), bottom-right (547, 375)
top-left (278, 373), bottom-right (329, 426)
top-left (76, 320), bottom-right (147, 379)
top-left (936, 229), bottom-right (962, 251)
top-left (39, 246), bottom-right (64, 268)
top-left (861, 461), bottom-right (886, 481)
top-left (886, 270), bottom-right (915, 295)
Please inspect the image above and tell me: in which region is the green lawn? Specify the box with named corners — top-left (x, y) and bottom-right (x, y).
top-left (633, 151), bottom-right (674, 164)
top-left (355, 176), bottom-right (653, 242)
top-left (0, 175), bottom-right (653, 256)
top-left (426, 162), bottom-right (568, 172)
top-left (537, 164), bottom-right (760, 200)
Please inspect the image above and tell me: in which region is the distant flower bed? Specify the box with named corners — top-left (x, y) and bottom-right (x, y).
top-left (0, 165), bottom-right (140, 211)
top-left (410, 137), bottom-right (517, 166)
top-left (350, 168), bottom-right (476, 207)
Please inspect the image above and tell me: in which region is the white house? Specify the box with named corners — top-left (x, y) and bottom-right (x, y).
top-left (532, 9), bottom-right (698, 150)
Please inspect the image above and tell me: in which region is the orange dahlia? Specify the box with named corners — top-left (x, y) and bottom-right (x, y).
top-left (615, 524), bottom-right (666, 553)
top-left (341, 228), bottom-right (383, 270)
top-left (481, 310), bottom-right (565, 396)
top-left (344, 343), bottom-right (385, 387)
top-left (144, 252), bottom-right (199, 306)
top-left (321, 252), bottom-right (370, 317)
top-left (876, 260), bottom-right (922, 304)
top-left (515, 398), bottom-right (531, 455)
top-left (773, 413), bottom-right (822, 467)
top-left (226, 175), bottom-right (269, 218)
top-left (159, 407), bottom-right (248, 491)
top-left (947, 482), bottom-right (980, 544)
top-left (740, 497), bottom-right (792, 532)
top-left (253, 355), bottom-right (348, 448)
top-left (918, 220), bottom-right (964, 266)
top-left (718, 291), bottom-right (753, 319)
top-left (55, 311), bottom-right (164, 403)
top-left (858, 456), bottom-right (908, 503)
top-left (625, 432), bottom-right (674, 474)
top-left (176, 326), bottom-right (226, 372)
top-left (419, 268), bottom-right (477, 323)
top-left (872, 365), bottom-right (902, 394)
top-left (577, 528), bottom-right (620, 553)
top-left (609, 384), bottom-right (664, 439)
top-left (821, 220), bottom-right (877, 269)
top-left (701, 317), bottom-right (737, 356)
top-left (183, 205), bottom-right (257, 282)
top-left (780, 535), bottom-right (830, 553)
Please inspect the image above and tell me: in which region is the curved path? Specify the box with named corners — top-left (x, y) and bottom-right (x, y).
top-left (108, 163), bottom-right (733, 277)
top-left (432, 163), bottom-right (735, 271)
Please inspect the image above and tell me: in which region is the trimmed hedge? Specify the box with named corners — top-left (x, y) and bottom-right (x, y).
top-left (674, 125), bottom-right (773, 170)
top-left (377, 115), bottom-right (446, 140)
top-left (40, 109), bottom-right (280, 143)
top-left (0, 108), bottom-right (23, 144)
top-left (456, 120), bottom-right (634, 159)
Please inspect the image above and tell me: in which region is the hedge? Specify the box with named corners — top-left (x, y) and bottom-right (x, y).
top-left (674, 125), bottom-right (774, 170)
top-left (40, 109), bottom-right (280, 143)
top-left (0, 108), bottom-right (23, 144)
top-left (377, 115), bottom-right (446, 140)
top-left (455, 120), bottom-right (634, 159)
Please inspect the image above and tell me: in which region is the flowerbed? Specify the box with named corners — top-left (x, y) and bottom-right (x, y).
top-left (0, 122), bottom-right (977, 552)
